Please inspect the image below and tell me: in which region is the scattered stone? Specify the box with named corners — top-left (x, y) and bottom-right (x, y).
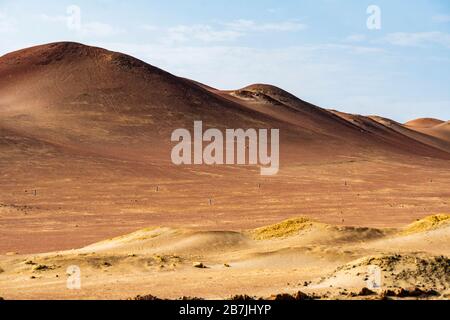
top-left (193, 262), bottom-right (207, 269)
top-left (358, 287), bottom-right (376, 296)
top-left (178, 296), bottom-right (204, 301)
top-left (33, 264), bottom-right (52, 271)
top-left (293, 291), bottom-right (313, 300)
top-left (133, 294), bottom-right (160, 301)
top-left (269, 291), bottom-right (313, 300)
top-left (269, 293), bottom-right (295, 301)
top-left (380, 287), bottom-right (440, 298)
top-left (229, 294), bottom-right (255, 301)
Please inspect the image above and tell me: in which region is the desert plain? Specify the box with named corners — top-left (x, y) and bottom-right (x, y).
top-left (0, 42), bottom-right (449, 300)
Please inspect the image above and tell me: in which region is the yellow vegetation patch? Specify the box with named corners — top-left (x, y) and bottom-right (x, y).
top-left (249, 217), bottom-right (318, 240)
top-left (402, 214), bottom-right (450, 235)
top-left (91, 227), bottom-right (162, 246)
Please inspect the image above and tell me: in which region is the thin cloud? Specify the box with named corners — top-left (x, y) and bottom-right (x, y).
top-left (167, 24), bottom-right (243, 43)
top-left (164, 19), bottom-right (306, 44)
top-left (385, 32), bottom-right (450, 48)
top-left (39, 13), bottom-right (67, 23)
top-left (225, 19), bottom-right (306, 32)
top-left (80, 22), bottom-right (124, 37)
top-left (39, 12), bottom-right (124, 37)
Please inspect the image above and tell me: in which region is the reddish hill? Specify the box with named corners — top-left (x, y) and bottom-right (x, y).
top-left (1, 42), bottom-right (450, 253)
top-left (404, 118), bottom-right (445, 128)
top-left (405, 118), bottom-right (450, 144)
top-left (1, 42), bottom-right (449, 165)
top-left (368, 116), bottom-right (450, 154)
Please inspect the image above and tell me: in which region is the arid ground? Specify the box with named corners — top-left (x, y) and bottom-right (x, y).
top-left (0, 42), bottom-right (449, 299)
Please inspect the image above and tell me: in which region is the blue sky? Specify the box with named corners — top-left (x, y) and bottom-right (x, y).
top-left (0, 0), bottom-right (449, 122)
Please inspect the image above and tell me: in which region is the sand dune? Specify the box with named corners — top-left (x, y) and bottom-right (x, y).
top-left (1, 42), bottom-right (450, 255)
top-left (0, 215), bottom-right (448, 300)
top-left (405, 118), bottom-right (450, 143)
top-left (369, 116), bottom-right (450, 153)
top-left (0, 43), bottom-right (449, 299)
top-left (316, 253), bottom-right (449, 296)
top-left (405, 118), bottom-right (445, 128)
top-left (416, 121), bottom-right (450, 143)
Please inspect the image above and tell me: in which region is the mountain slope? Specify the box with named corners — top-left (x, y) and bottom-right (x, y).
top-left (405, 119), bottom-right (450, 144)
top-left (1, 42), bottom-right (449, 165)
top-left (1, 42), bottom-right (450, 254)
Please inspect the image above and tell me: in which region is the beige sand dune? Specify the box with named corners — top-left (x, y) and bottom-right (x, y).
top-left (0, 43), bottom-right (449, 299)
top-left (0, 215), bottom-right (448, 300)
top-left (405, 118), bottom-right (450, 143)
top-left (405, 118), bottom-right (445, 128)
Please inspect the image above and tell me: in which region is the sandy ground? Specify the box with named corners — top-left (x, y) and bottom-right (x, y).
top-left (0, 215), bottom-right (448, 300)
top-left (1, 155), bottom-right (450, 254)
top-left (0, 42), bottom-right (449, 300)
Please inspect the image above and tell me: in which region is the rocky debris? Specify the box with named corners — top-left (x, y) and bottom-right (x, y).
top-left (0, 203), bottom-right (37, 215)
top-left (358, 287), bottom-right (376, 296)
top-left (229, 294), bottom-right (256, 301)
top-left (192, 262), bottom-right (207, 269)
top-left (269, 291), bottom-right (314, 300)
top-left (178, 296), bottom-right (204, 301)
top-left (132, 294), bottom-right (204, 301)
top-left (33, 264), bottom-right (57, 272)
top-left (330, 253), bottom-right (450, 290)
top-left (380, 287), bottom-right (439, 298)
top-left (348, 287), bottom-right (377, 297)
top-left (132, 294), bottom-right (160, 301)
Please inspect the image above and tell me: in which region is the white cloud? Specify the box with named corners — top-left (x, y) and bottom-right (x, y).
top-left (328, 44), bottom-right (385, 55)
top-left (39, 12), bottom-right (123, 37)
top-left (225, 19), bottom-right (306, 32)
top-left (163, 19), bottom-right (306, 44)
top-left (97, 41), bottom-right (386, 97)
top-left (167, 24), bottom-right (243, 43)
top-left (385, 32), bottom-right (450, 48)
top-left (39, 13), bottom-right (67, 23)
top-left (80, 22), bottom-right (123, 37)
top-left (432, 14), bottom-right (450, 23)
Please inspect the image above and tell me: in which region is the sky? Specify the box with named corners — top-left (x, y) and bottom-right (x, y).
top-left (0, 0), bottom-right (449, 122)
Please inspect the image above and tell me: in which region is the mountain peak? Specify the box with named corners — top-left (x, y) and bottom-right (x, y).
top-left (404, 118), bottom-right (445, 128)
top-left (0, 42), bottom-right (110, 64)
